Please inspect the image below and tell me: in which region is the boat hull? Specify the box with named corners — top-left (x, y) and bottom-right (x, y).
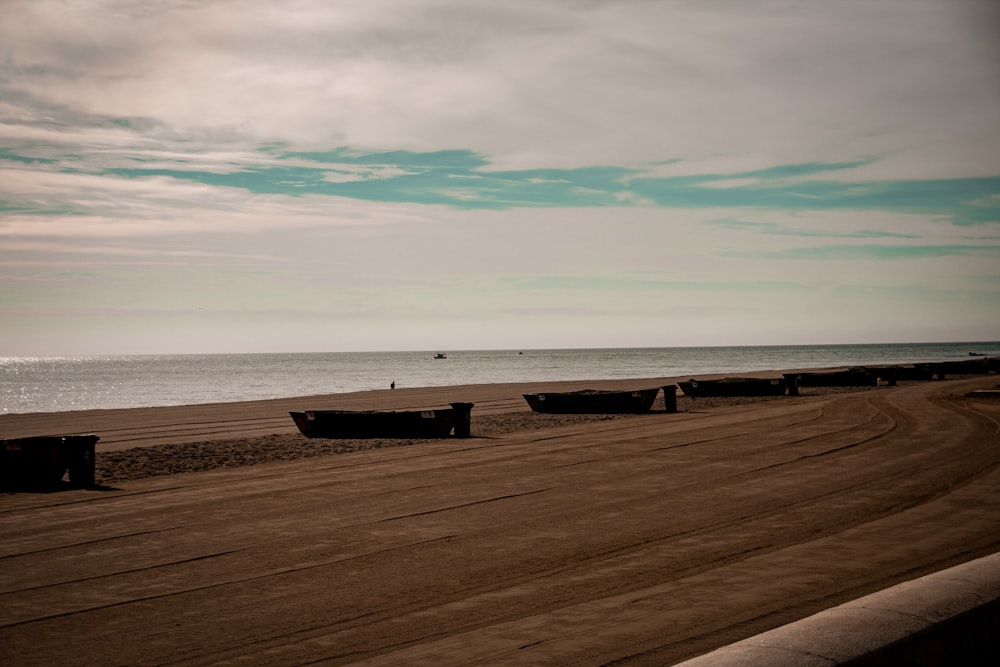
top-left (522, 388), bottom-right (661, 414)
top-left (921, 358), bottom-right (997, 378)
top-left (290, 407), bottom-right (463, 439)
top-left (869, 365), bottom-right (930, 381)
top-left (793, 369), bottom-right (879, 387)
top-left (679, 378), bottom-right (787, 398)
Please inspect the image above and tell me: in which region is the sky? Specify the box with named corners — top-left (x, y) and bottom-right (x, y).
top-left (2, 0), bottom-right (999, 356)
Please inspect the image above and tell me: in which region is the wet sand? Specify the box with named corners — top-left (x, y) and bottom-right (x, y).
top-left (1, 374), bottom-right (999, 665)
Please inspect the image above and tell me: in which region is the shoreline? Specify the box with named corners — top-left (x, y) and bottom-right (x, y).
top-left (0, 365), bottom-right (978, 487)
top-left (3, 352), bottom-right (993, 424)
top-left (0, 363), bottom-right (988, 444)
top-left (11, 341), bottom-right (996, 417)
top-left (3, 362), bottom-right (995, 487)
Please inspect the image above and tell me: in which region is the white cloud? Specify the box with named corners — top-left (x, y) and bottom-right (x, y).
top-left (0, 166), bottom-right (434, 238)
top-left (3, 1), bottom-right (997, 177)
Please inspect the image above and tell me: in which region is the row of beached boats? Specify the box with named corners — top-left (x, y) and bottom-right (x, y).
top-left (290, 388), bottom-right (673, 439)
top-left (4, 356), bottom-right (995, 490)
top-left (290, 356), bottom-right (999, 440)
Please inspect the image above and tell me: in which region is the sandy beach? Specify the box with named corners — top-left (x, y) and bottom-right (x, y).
top-left (2, 372), bottom-right (999, 665)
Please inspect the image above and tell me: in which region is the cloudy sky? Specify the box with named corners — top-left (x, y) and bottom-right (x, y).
top-left (2, 0), bottom-right (999, 355)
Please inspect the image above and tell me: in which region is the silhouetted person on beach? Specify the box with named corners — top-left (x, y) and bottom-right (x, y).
top-left (390, 381), bottom-right (395, 390)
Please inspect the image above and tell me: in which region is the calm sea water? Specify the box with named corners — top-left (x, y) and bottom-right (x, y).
top-left (2, 342), bottom-right (998, 415)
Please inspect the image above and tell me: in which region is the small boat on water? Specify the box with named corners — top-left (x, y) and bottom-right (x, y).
top-left (434, 353), bottom-right (447, 359)
top-left (1, 434), bottom-right (99, 489)
top-left (522, 387), bottom-right (662, 414)
top-left (290, 403), bottom-right (473, 439)
top-left (679, 377), bottom-right (787, 398)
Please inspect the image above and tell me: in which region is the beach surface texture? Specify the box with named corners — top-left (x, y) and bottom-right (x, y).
top-left (2, 372), bottom-right (999, 665)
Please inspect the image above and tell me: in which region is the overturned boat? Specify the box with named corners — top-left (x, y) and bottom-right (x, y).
top-left (290, 403), bottom-right (473, 439)
top-left (522, 387), bottom-right (663, 414)
top-left (679, 377), bottom-right (787, 398)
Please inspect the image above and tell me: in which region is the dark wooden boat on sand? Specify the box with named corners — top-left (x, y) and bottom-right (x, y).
top-left (522, 387), bottom-right (662, 414)
top-left (679, 377), bottom-right (787, 398)
top-left (290, 403), bottom-right (473, 439)
top-left (1, 434), bottom-right (99, 489)
top-left (921, 358), bottom-right (997, 377)
top-left (792, 368), bottom-right (879, 387)
top-left (869, 365), bottom-right (928, 381)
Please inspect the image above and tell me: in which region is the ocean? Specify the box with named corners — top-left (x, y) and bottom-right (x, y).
top-left (2, 342), bottom-right (998, 415)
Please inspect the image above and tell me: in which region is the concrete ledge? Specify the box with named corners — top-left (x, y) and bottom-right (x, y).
top-left (674, 552), bottom-right (1000, 666)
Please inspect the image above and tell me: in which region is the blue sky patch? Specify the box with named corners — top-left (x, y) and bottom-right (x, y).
top-left (4, 144), bottom-right (999, 225)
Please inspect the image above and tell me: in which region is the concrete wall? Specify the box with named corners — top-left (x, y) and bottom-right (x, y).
top-left (674, 552), bottom-right (1000, 666)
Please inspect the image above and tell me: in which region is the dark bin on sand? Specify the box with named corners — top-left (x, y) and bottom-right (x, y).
top-left (450, 402), bottom-right (475, 438)
top-left (1, 434), bottom-right (98, 490)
